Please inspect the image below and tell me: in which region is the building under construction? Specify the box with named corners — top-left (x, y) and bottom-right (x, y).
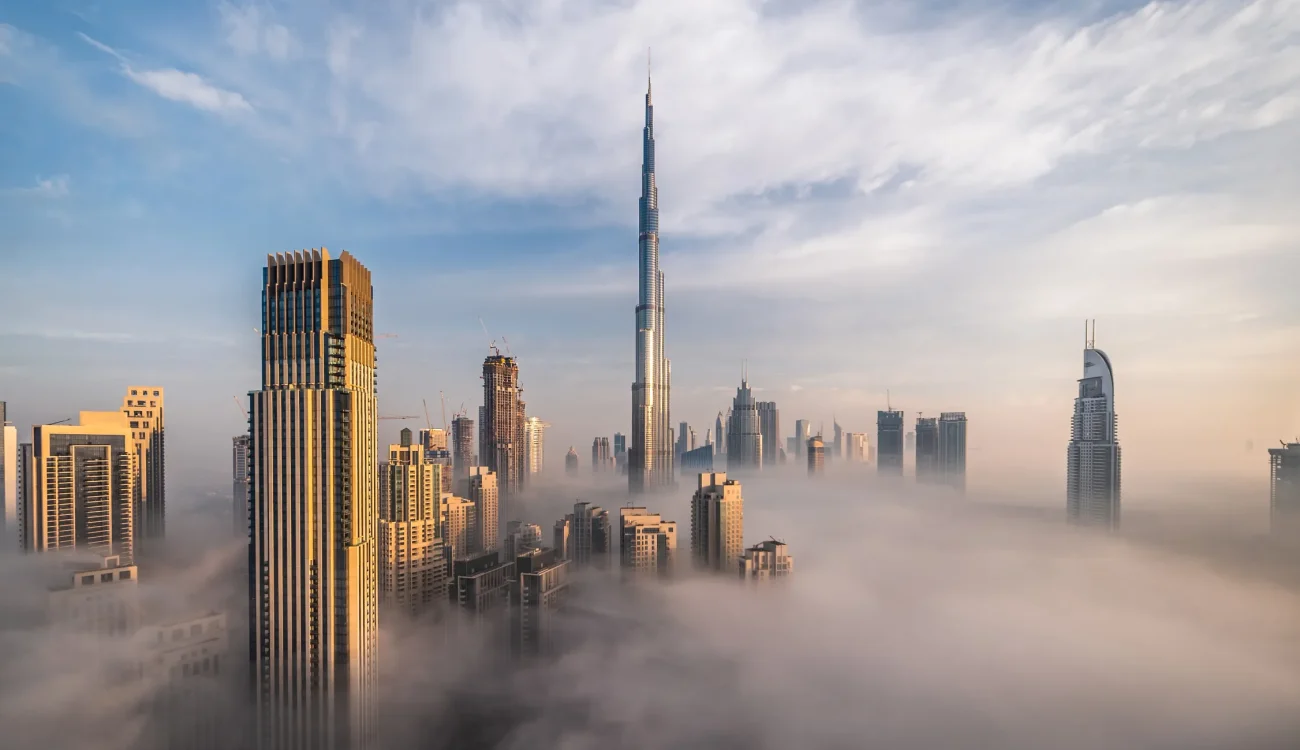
top-left (452, 415), bottom-right (475, 484)
top-left (480, 352), bottom-right (526, 502)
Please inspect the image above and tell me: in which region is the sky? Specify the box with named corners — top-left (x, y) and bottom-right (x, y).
top-left (2, 0), bottom-right (1299, 496)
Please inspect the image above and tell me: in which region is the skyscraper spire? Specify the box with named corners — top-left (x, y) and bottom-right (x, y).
top-left (631, 68), bottom-right (672, 493)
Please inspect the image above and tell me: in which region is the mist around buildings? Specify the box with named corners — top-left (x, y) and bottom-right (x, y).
top-left (2, 459), bottom-right (1299, 750)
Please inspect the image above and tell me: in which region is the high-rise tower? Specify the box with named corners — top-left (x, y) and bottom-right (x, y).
top-left (481, 353), bottom-right (525, 502)
top-left (757, 402), bottom-right (780, 467)
top-left (120, 386), bottom-right (165, 546)
top-left (248, 249), bottom-right (378, 750)
top-left (451, 415), bottom-right (475, 483)
top-left (726, 377), bottom-right (762, 471)
top-left (630, 71), bottom-right (673, 494)
top-left (937, 412), bottom-right (968, 491)
top-left (1066, 321), bottom-right (1121, 530)
top-left (876, 410), bottom-right (904, 474)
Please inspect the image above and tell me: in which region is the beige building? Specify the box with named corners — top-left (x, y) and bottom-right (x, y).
top-left (441, 495), bottom-right (477, 562)
top-left (739, 539), bottom-right (794, 582)
top-left (619, 506), bottom-right (676, 577)
top-left (807, 435), bottom-right (825, 476)
top-left (552, 516), bottom-right (571, 558)
top-left (27, 411), bottom-right (137, 564)
top-left (134, 612), bottom-right (234, 750)
top-left (523, 416), bottom-right (547, 477)
top-left (690, 473), bottom-right (744, 573)
top-left (47, 554), bottom-right (140, 636)
top-left (467, 466), bottom-right (499, 553)
top-left (120, 386), bottom-right (165, 545)
top-left (1, 402), bottom-right (16, 552)
top-left (379, 429), bottom-right (447, 617)
top-left (248, 250), bottom-right (378, 750)
top-left (845, 432), bottom-right (869, 462)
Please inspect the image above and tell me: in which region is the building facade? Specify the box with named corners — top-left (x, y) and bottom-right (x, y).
top-left (440, 495), bottom-right (477, 562)
top-left (680, 444), bottom-right (714, 475)
top-left (378, 429), bottom-right (447, 618)
top-left (467, 466), bottom-right (499, 554)
top-left (1267, 442), bottom-right (1300, 532)
top-left (1, 402), bottom-right (16, 552)
top-left (451, 415), bottom-right (475, 484)
top-left (523, 416), bottom-right (546, 478)
top-left (560, 501), bottom-right (610, 567)
top-left (937, 412), bottom-right (968, 491)
top-left (248, 249), bottom-right (378, 750)
top-left (232, 435), bottom-right (250, 537)
top-left (739, 539), bottom-right (794, 582)
top-left (915, 417), bottom-right (939, 482)
top-left (1066, 323), bottom-right (1122, 530)
top-left (845, 432), bottom-right (868, 462)
top-left (27, 411), bottom-right (137, 563)
top-left (690, 473), bottom-right (744, 573)
top-left (876, 410), bottom-right (904, 475)
top-left (630, 74), bottom-right (674, 495)
top-left (512, 547), bottom-right (569, 658)
top-left (757, 402), bottom-right (781, 468)
top-left (619, 506), bottom-right (677, 577)
top-left (120, 385), bottom-right (165, 547)
top-left (564, 447), bottom-right (579, 476)
top-left (46, 554), bottom-right (140, 635)
top-left (592, 436), bottom-right (612, 472)
top-left (726, 378), bottom-right (762, 471)
top-left (504, 520), bottom-right (543, 560)
top-left (793, 420), bottom-right (810, 460)
top-left (807, 436), bottom-right (825, 476)
top-left (481, 354), bottom-right (526, 499)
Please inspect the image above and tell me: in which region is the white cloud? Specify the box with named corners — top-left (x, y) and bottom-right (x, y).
top-left (123, 67), bottom-right (252, 113)
top-left (219, 2), bottom-right (298, 60)
top-left (79, 32), bottom-right (252, 114)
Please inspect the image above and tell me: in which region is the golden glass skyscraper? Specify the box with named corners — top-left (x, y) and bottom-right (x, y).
top-left (248, 249), bottom-right (378, 750)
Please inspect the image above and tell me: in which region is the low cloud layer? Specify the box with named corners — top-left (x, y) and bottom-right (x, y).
top-left (4, 469), bottom-right (1297, 750)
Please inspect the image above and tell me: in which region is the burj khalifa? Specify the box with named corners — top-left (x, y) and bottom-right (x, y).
top-left (630, 72), bottom-right (674, 493)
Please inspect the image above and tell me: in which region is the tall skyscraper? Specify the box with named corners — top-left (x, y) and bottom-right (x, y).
top-left (562, 500), bottom-right (610, 567)
top-left (564, 447), bottom-right (579, 476)
top-left (613, 433), bottom-right (626, 459)
top-left (451, 415), bottom-right (475, 483)
top-left (807, 435), bottom-right (825, 476)
top-left (481, 353), bottom-right (525, 500)
top-left (592, 437), bottom-right (612, 472)
top-left (876, 410), bottom-right (904, 474)
top-left (467, 466), bottom-right (499, 553)
top-left (630, 73), bottom-right (674, 494)
top-left (845, 432), bottom-right (868, 462)
top-left (378, 428), bottom-right (447, 618)
top-left (1268, 443), bottom-right (1300, 532)
top-left (1067, 322), bottom-right (1121, 531)
top-left (675, 422), bottom-right (689, 462)
top-left (619, 507), bottom-right (676, 577)
top-left (756, 401), bottom-right (780, 468)
top-left (523, 416), bottom-right (547, 477)
top-left (690, 472), bottom-right (744, 574)
top-left (120, 386), bottom-right (165, 546)
top-left (739, 539), bottom-right (794, 582)
top-left (248, 249), bottom-right (377, 750)
top-left (726, 377), bottom-right (762, 471)
top-left (680, 444), bottom-right (715, 474)
top-left (1, 402), bottom-right (16, 551)
top-left (512, 546), bottom-right (569, 658)
top-left (715, 412), bottom-right (727, 458)
top-left (937, 412), bottom-right (968, 491)
top-left (915, 417), bottom-right (939, 482)
top-left (232, 434), bottom-right (250, 536)
top-left (832, 419), bottom-right (843, 463)
top-left (793, 419), bottom-right (810, 459)
top-left (16, 442), bottom-right (31, 550)
top-left (440, 495), bottom-right (477, 562)
top-left (26, 411), bottom-right (137, 563)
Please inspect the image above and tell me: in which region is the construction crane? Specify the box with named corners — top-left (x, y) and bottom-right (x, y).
top-left (49, 417), bottom-right (72, 426)
top-left (232, 395), bottom-right (248, 419)
top-left (479, 317), bottom-right (500, 356)
top-left (439, 391), bottom-right (448, 432)
top-left (377, 333), bottom-right (398, 339)
top-left (378, 415), bottom-right (419, 421)
top-left (501, 334), bottom-right (512, 356)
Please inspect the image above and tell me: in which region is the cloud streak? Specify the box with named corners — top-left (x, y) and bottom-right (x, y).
top-left (79, 32), bottom-right (252, 114)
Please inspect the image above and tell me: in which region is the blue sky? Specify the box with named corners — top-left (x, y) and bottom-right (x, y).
top-left (2, 0), bottom-right (1298, 493)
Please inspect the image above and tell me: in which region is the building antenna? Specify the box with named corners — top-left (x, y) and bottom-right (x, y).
top-left (887, 389), bottom-right (892, 412)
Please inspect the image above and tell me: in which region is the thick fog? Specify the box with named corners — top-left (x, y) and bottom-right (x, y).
top-left (3, 464), bottom-right (1299, 750)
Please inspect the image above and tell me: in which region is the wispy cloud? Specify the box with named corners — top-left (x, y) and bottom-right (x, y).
top-left (79, 32), bottom-right (252, 114)
top-left (219, 2), bottom-right (298, 61)
top-left (4, 175), bottom-right (70, 198)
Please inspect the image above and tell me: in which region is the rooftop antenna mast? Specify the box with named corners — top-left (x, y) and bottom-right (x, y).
top-left (887, 389), bottom-right (892, 412)
top-left (1085, 319), bottom-right (1096, 349)
top-left (479, 316), bottom-right (499, 356)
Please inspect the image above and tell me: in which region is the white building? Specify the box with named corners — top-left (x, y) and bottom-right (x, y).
top-left (523, 416), bottom-right (547, 477)
top-left (690, 473), bottom-right (744, 574)
top-left (739, 539), bottom-right (794, 582)
top-left (619, 507), bottom-right (676, 578)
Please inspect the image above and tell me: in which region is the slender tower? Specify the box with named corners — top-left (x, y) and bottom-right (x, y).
top-left (630, 63), bottom-right (673, 493)
top-left (249, 250), bottom-right (378, 750)
top-left (1066, 320), bottom-right (1121, 530)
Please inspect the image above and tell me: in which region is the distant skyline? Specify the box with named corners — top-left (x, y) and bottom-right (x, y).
top-left (2, 0), bottom-right (1299, 495)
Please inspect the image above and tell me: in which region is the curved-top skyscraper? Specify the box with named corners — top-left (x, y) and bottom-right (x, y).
top-left (1067, 320), bottom-right (1122, 530)
top-left (630, 73), bottom-right (673, 493)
